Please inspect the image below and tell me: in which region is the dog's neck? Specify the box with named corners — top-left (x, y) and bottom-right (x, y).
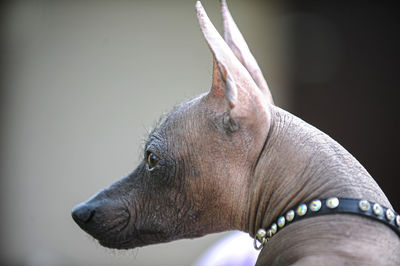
top-left (242, 105), bottom-right (391, 236)
top-left (235, 105), bottom-right (400, 264)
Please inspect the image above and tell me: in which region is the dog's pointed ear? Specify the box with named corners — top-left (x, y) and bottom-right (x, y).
top-left (196, 1), bottom-right (270, 129)
top-left (221, 0), bottom-right (273, 105)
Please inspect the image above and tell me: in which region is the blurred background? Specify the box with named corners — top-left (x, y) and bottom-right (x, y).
top-left (0, 0), bottom-right (398, 265)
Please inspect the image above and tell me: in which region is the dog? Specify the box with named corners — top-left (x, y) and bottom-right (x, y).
top-left (72, 1), bottom-right (400, 265)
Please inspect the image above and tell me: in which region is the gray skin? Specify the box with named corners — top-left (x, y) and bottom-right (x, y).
top-left (72, 1), bottom-right (400, 265)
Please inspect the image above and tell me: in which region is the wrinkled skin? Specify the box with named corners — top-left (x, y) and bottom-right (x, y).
top-left (72, 1), bottom-right (400, 265)
top-left (72, 89), bottom-right (269, 249)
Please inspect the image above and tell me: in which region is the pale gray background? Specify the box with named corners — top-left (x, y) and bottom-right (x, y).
top-left (0, 0), bottom-right (290, 265)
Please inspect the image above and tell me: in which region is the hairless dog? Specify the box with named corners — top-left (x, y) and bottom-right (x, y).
top-left (72, 1), bottom-right (400, 265)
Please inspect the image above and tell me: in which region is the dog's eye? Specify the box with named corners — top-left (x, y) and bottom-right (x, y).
top-left (147, 152), bottom-right (160, 170)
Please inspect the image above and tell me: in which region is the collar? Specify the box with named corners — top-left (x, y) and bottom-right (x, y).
top-left (254, 197), bottom-right (400, 250)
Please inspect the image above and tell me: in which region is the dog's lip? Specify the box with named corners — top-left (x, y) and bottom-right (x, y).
top-left (98, 237), bottom-right (141, 249)
top-left (98, 229), bottom-right (165, 249)
top-left (107, 209), bottom-right (131, 233)
top-left (98, 234), bottom-right (152, 249)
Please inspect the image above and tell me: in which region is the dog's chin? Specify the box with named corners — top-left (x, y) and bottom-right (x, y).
top-left (97, 232), bottom-right (166, 250)
top-left (95, 225), bottom-right (209, 250)
top-left (98, 238), bottom-right (143, 250)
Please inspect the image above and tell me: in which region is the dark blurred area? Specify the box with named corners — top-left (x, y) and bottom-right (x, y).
top-left (283, 1), bottom-right (400, 210)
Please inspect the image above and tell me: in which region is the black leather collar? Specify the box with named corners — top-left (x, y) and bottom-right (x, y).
top-left (254, 197), bottom-right (400, 250)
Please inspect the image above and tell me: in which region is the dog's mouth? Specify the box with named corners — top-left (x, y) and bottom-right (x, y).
top-left (72, 202), bottom-right (133, 242)
top-left (72, 201), bottom-right (172, 250)
top-left (98, 237), bottom-right (140, 250)
top-left (97, 229), bottom-right (166, 250)
top-left (98, 225), bottom-right (211, 250)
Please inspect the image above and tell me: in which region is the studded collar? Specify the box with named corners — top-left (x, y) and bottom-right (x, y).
top-left (253, 197), bottom-right (400, 250)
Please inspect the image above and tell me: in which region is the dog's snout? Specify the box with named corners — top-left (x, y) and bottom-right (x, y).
top-left (72, 203), bottom-right (95, 224)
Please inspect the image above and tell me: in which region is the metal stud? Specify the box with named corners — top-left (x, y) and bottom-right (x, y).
top-left (296, 204), bottom-right (307, 216)
top-left (386, 209), bottom-right (395, 222)
top-left (309, 199), bottom-right (322, 212)
top-left (359, 200), bottom-right (370, 212)
top-left (277, 216), bottom-right (285, 228)
top-left (286, 210), bottom-right (295, 222)
top-left (396, 215), bottom-right (400, 227)
top-left (254, 229), bottom-right (267, 250)
top-left (266, 229), bottom-right (273, 238)
top-left (271, 223), bottom-right (277, 234)
top-left (256, 228), bottom-right (266, 238)
top-left (326, 197), bottom-right (339, 209)
top-left (373, 203), bottom-right (383, 216)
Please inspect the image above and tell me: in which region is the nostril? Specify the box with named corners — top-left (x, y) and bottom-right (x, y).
top-left (72, 203), bottom-right (95, 224)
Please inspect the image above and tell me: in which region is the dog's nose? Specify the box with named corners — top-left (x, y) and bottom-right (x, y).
top-left (72, 203), bottom-right (95, 224)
